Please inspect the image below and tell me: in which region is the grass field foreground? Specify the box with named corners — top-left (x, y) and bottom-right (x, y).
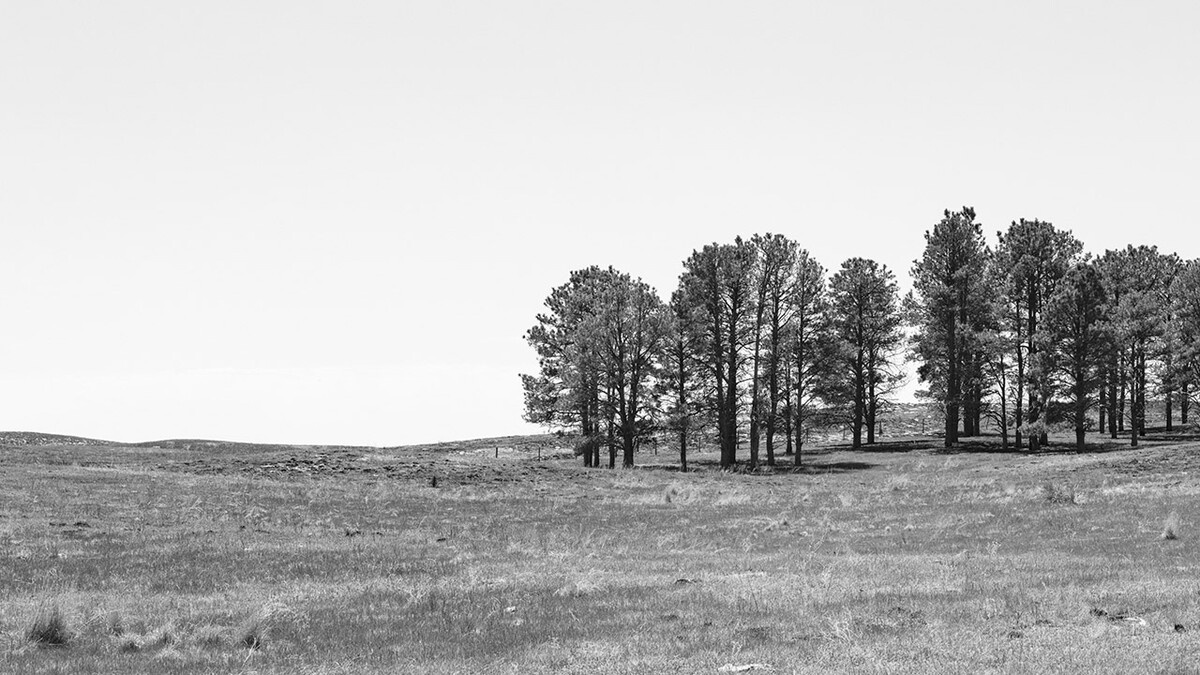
top-left (2, 430), bottom-right (1200, 673)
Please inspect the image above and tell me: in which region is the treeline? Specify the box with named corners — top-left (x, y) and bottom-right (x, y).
top-left (522, 207), bottom-right (1200, 469)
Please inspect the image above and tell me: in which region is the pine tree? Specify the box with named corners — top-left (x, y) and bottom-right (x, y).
top-left (676, 239), bottom-right (757, 468)
top-left (908, 207), bottom-right (991, 447)
top-left (787, 251), bottom-right (828, 463)
top-left (993, 220), bottom-right (1082, 450)
top-left (820, 258), bottom-right (902, 448)
top-left (1039, 261), bottom-right (1108, 451)
top-left (522, 266), bottom-right (613, 463)
top-left (580, 273), bottom-right (670, 468)
top-left (1169, 259), bottom-right (1200, 427)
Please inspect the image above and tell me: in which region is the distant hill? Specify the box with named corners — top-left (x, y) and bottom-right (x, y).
top-left (0, 431), bottom-right (108, 446)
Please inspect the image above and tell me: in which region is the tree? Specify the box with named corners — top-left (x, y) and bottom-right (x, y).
top-left (1038, 261), bottom-right (1108, 451)
top-left (785, 251), bottom-right (828, 463)
top-left (908, 207), bottom-right (991, 447)
top-left (522, 266), bottom-right (611, 464)
top-left (660, 289), bottom-right (704, 472)
top-left (1170, 259), bottom-right (1200, 426)
top-left (676, 239), bottom-right (757, 468)
top-left (1100, 246), bottom-right (1176, 445)
top-left (581, 272), bottom-right (670, 468)
top-left (523, 266), bottom-right (667, 467)
top-left (750, 233), bottom-right (801, 467)
top-left (820, 258), bottom-right (903, 448)
top-left (993, 220), bottom-right (1082, 449)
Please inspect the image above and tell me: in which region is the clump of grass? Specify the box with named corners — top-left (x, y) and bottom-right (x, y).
top-left (1041, 482), bottom-right (1076, 505)
top-left (28, 606), bottom-right (72, 647)
top-left (554, 577), bottom-right (603, 597)
top-left (664, 484), bottom-right (698, 504)
top-left (192, 624), bottom-right (226, 649)
top-left (147, 622), bottom-right (178, 649)
top-left (1163, 512), bottom-right (1181, 540)
top-left (105, 610), bottom-right (125, 636)
top-left (237, 615), bottom-right (268, 650)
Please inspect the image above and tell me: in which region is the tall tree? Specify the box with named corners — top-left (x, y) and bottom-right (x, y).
top-left (1038, 261), bottom-right (1108, 451)
top-left (786, 251), bottom-right (828, 463)
top-left (660, 289), bottom-right (704, 472)
top-left (677, 239), bottom-right (757, 468)
top-left (908, 207), bottom-right (991, 447)
top-left (993, 220), bottom-right (1082, 450)
top-left (752, 234), bottom-right (801, 467)
top-left (1101, 246), bottom-right (1174, 445)
top-left (1170, 259), bottom-right (1200, 426)
top-left (581, 272), bottom-right (670, 468)
top-left (522, 266), bottom-right (611, 464)
top-left (819, 259), bottom-right (902, 447)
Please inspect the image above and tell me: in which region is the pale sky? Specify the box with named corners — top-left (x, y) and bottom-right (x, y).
top-left (2, 2), bottom-right (1198, 446)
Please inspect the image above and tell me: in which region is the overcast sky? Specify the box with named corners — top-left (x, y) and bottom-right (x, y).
top-left (2, 2), bottom-right (1197, 446)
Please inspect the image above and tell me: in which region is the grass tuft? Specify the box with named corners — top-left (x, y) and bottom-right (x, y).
top-left (1163, 511), bottom-right (1181, 540)
top-left (27, 606), bottom-right (72, 647)
top-left (147, 623), bottom-right (178, 649)
top-left (1041, 482), bottom-right (1076, 505)
top-left (105, 610), bottom-right (124, 636)
top-left (238, 615), bottom-right (268, 650)
top-left (192, 623), bottom-right (226, 649)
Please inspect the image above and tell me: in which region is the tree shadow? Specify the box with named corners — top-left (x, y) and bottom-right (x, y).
top-left (627, 456), bottom-right (877, 475)
top-left (818, 439), bottom-right (936, 454)
top-left (790, 460), bottom-right (877, 474)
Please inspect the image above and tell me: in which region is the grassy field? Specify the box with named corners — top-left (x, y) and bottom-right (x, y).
top-left (3, 426), bottom-right (1200, 674)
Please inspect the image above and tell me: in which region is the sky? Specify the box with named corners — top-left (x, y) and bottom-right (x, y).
top-left (2, 1), bottom-right (1198, 446)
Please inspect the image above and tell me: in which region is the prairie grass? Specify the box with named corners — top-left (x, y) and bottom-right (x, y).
top-left (26, 606), bottom-right (71, 647)
top-left (1, 432), bottom-right (1200, 672)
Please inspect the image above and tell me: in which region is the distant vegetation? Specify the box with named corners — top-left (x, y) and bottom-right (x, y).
top-left (523, 207), bottom-right (1199, 466)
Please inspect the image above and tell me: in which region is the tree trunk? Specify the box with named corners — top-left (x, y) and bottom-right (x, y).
top-left (999, 366), bottom-right (1009, 449)
top-left (794, 407), bottom-right (804, 466)
top-left (1183, 382), bottom-right (1190, 425)
top-left (783, 402), bottom-right (793, 456)
top-left (678, 426), bottom-right (688, 473)
top-left (1137, 349), bottom-right (1147, 436)
top-left (1015, 341), bottom-right (1025, 448)
top-left (1118, 349), bottom-right (1127, 432)
top-left (945, 314), bottom-right (959, 447)
top-left (765, 417), bottom-right (775, 466)
top-left (866, 390), bottom-right (876, 445)
top-left (621, 424), bottom-right (635, 468)
top-left (722, 312), bottom-right (739, 468)
top-left (1075, 372), bottom-right (1087, 452)
top-left (1108, 358), bottom-right (1119, 438)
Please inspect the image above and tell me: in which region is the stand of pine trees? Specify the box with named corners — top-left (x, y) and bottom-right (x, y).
top-left (523, 213), bottom-right (1200, 467)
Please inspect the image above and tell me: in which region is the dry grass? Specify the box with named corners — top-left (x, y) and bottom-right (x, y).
top-left (27, 606), bottom-right (71, 647)
top-left (1164, 511), bottom-right (1182, 540)
top-left (1, 430), bottom-right (1200, 672)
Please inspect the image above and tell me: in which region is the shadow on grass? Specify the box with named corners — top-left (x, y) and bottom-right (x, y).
top-left (817, 439), bottom-right (936, 454)
top-left (790, 460), bottom-right (877, 475)
top-left (629, 456), bottom-right (877, 475)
